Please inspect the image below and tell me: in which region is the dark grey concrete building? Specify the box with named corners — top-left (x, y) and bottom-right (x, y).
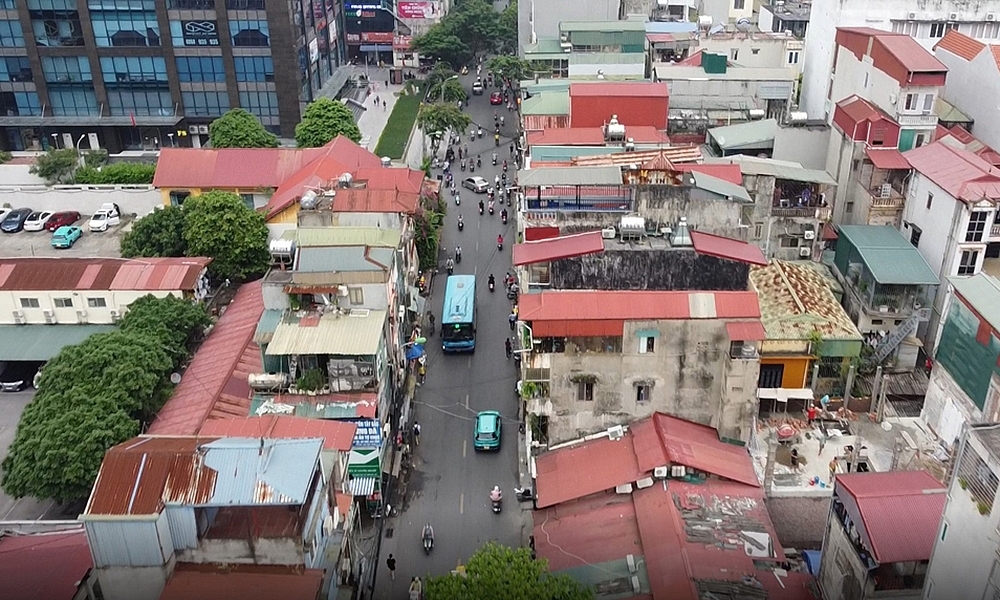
top-left (0, 0), bottom-right (347, 152)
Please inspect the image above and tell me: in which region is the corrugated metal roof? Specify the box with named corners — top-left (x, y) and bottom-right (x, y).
top-left (535, 433), bottom-right (641, 508)
top-left (726, 320), bottom-right (767, 341)
top-left (199, 416), bottom-right (357, 451)
top-left (0, 257), bottom-right (210, 292)
top-left (562, 20), bottom-right (647, 32)
top-left (949, 273), bottom-right (1000, 333)
top-left (690, 230), bottom-right (767, 265)
top-left (905, 141), bottom-right (1000, 202)
top-left (159, 564), bottom-right (325, 600)
top-left (875, 33), bottom-right (949, 72)
top-left (570, 82), bottom-right (669, 97)
top-left (517, 166), bottom-right (623, 186)
top-left (293, 227), bottom-right (401, 247)
top-left (153, 146), bottom-right (330, 189)
top-left (675, 163), bottom-right (743, 186)
top-left (572, 146), bottom-right (703, 166)
top-left (836, 94), bottom-right (890, 126)
top-left (527, 126), bottom-right (671, 147)
top-left (266, 309), bottom-right (386, 356)
top-left (865, 148), bottom-right (911, 170)
top-left (1, 530), bottom-right (93, 600)
top-left (707, 119), bottom-right (778, 150)
top-left (520, 92), bottom-right (570, 116)
top-left (149, 282), bottom-right (264, 436)
top-left (655, 65), bottom-right (797, 81)
top-left (326, 188), bottom-right (421, 215)
top-left (512, 231), bottom-right (605, 266)
top-left (837, 225), bottom-right (939, 285)
top-left (295, 246), bottom-right (393, 273)
top-left (0, 324), bottom-right (116, 360)
top-left (201, 437), bottom-right (322, 506)
top-left (750, 260), bottom-right (862, 342)
top-left (250, 392), bottom-right (378, 419)
top-left (690, 171), bottom-right (752, 202)
top-left (254, 309), bottom-right (284, 344)
top-left (706, 155), bottom-right (836, 185)
top-left (835, 471), bottom-right (946, 563)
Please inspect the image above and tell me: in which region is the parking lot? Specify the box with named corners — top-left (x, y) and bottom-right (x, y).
top-left (0, 215), bottom-right (132, 258)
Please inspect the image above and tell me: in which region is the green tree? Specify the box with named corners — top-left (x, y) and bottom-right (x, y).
top-left (410, 27), bottom-right (472, 69)
top-left (0, 150), bottom-right (12, 164)
top-left (30, 149), bottom-right (79, 184)
top-left (498, 0), bottom-right (519, 54)
top-left (451, 0), bottom-right (501, 55)
top-left (183, 191), bottom-right (270, 282)
top-left (75, 162), bottom-right (156, 185)
top-left (417, 103), bottom-right (472, 140)
top-left (120, 206), bottom-right (187, 259)
top-left (426, 77), bottom-right (467, 103)
top-left (414, 204), bottom-right (444, 271)
top-left (488, 55), bottom-right (531, 88)
top-left (209, 108), bottom-right (279, 148)
top-left (295, 97), bottom-right (362, 147)
top-left (425, 542), bottom-right (593, 600)
top-left (120, 294), bottom-right (211, 367)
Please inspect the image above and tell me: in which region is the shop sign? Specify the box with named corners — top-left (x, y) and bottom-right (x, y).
top-left (181, 20), bottom-right (219, 46)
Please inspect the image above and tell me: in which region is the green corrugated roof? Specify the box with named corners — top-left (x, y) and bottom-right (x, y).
top-left (948, 273), bottom-right (1000, 332)
top-left (0, 324), bottom-right (117, 360)
top-left (525, 39), bottom-right (564, 54)
top-left (291, 227), bottom-right (401, 248)
top-left (571, 52), bottom-right (646, 64)
top-left (521, 92), bottom-right (570, 116)
top-left (249, 394), bottom-right (364, 419)
top-left (936, 97), bottom-right (972, 123)
top-left (561, 20), bottom-right (648, 32)
top-left (707, 119), bottom-right (778, 150)
top-left (837, 226), bottom-right (939, 285)
top-left (255, 309), bottom-right (284, 344)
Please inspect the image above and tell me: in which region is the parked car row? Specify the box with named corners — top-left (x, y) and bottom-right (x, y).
top-left (0, 203), bottom-right (121, 247)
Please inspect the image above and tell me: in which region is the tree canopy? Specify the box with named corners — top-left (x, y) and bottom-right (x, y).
top-left (120, 205), bottom-right (187, 259)
top-left (209, 108), bottom-right (279, 148)
top-left (75, 162), bottom-right (156, 185)
top-left (417, 103), bottom-right (472, 139)
top-left (427, 77), bottom-right (468, 103)
top-left (410, 0), bottom-right (507, 67)
top-left (182, 191), bottom-right (271, 282)
top-left (1, 296), bottom-right (211, 503)
top-left (425, 542), bottom-right (593, 600)
top-left (295, 98), bottom-right (362, 147)
top-left (29, 149), bottom-right (80, 184)
top-left (488, 56), bottom-right (531, 88)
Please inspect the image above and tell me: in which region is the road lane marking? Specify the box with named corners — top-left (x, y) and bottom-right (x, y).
top-left (463, 439), bottom-right (467, 458)
top-left (460, 493), bottom-right (464, 514)
top-left (465, 394), bottom-right (469, 408)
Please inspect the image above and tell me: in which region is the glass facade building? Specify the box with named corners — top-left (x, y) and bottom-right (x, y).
top-left (0, 0), bottom-right (348, 151)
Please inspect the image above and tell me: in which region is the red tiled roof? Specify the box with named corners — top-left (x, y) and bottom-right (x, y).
top-left (949, 123), bottom-right (977, 144)
top-left (324, 188), bottom-right (421, 214)
top-left (690, 230), bottom-right (768, 265)
top-left (535, 434), bottom-right (641, 508)
top-left (570, 82), bottom-right (669, 97)
top-left (646, 33), bottom-right (674, 43)
top-left (0, 257), bottom-right (210, 292)
top-left (199, 416), bottom-right (357, 451)
top-left (875, 34), bottom-right (949, 72)
top-left (835, 471), bottom-right (946, 563)
top-left (1, 530), bottom-right (93, 600)
top-left (84, 436), bottom-right (221, 516)
top-left (520, 290), bottom-right (761, 337)
top-left (865, 148), bottom-right (911, 170)
top-left (726, 320), bottom-right (767, 341)
top-left (822, 223), bottom-right (839, 241)
top-left (160, 563), bottom-right (324, 600)
top-left (149, 281), bottom-right (264, 435)
top-left (934, 29), bottom-right (986, 61)
top-left (153, 146), bottom-right (330, 189)
top-left (993, 46), bottom-right (1000, 71)
top-left (630, 413), bottom-right (760, 487)
top-left (512, 230), bottom-right (605, 266)
top-left (837, 95), bottom-right (889, 125)
top-left (905, 141), bottom-right (1000, 202)
top-left (676, 163), bottom-right (743, 186)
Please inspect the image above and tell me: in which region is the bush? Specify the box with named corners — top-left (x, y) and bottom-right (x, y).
top-left (75, 162), bottom-right (156, 185)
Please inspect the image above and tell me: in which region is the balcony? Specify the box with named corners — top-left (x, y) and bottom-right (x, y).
top-left (896, 113), bottom-right (938, 127)
top-left (991, 223), bottom-right (1000, 238)
top-left (522, 185), bottom-right (633, 212)
top-left (771, 180), bottom-right (829, 218)
top-left (872, 563), bottom-right (928, 592)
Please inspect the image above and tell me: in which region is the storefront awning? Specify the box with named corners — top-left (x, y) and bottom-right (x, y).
top-left (0, 324), bottom-right (117, 361)
top-left (348, 476), bottom-right (378, 496)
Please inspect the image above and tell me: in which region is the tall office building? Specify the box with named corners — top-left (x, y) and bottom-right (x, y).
top-left (0, 0), bottom-right (348, 152)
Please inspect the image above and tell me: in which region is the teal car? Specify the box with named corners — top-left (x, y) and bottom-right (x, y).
top-left (474, 410), bottom-right (502, 451)
top-left (51, 225), bottom-right (82, 248)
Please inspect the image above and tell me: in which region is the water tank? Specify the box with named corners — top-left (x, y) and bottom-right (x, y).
top-left (620, 215), bottom-right (645, 241)
top-left (698, 15), bottom-right (713, 30)
top-left (789, 111), bottom-right (809, 123)
top-left (605, 115), bottom-right (626, 141)
top-left (248, 373), bottom-right (291, 390)
top-left (748, 108), bottom-right (766, 120)
top-left (269, 239), bottom-right (296, 265)
top-left (299, 190), bottom-right (318, 210)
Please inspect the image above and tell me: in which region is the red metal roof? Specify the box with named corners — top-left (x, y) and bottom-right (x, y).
top-left (524, 226), bottom-right (560, 241)
top-left (153, 146), bottom-right (330, 189)
top-left (535, 434), bottom-right (641, 508)
top-left (149, 281), bottom-right (264, 435)
top-left (533, 492), bottom-right (645, 572)
top-left (512, 231), bottom-right (605, 266)
top-left (527, 126), bottom-right (670, 146)
top-left (326, 188), bottom-right (421, 214)
top-left (875, 34), bottom-right (949, 72)
top-left (0, 257), bottom-right (210, 292)
top-left (676, 163), bottom-right (743, 186)
top-left (160, 563), bottom-right (324, 600)
top-left (934, 29), bottom-right (986, 61)
top-left (726, 320), bottom-right (767, 341)
top-left (199, 416), bottom-right (357, 451)
top-left (835, 471), bottom-right (946, 563)
top-left (646, 33), bottom-right (674, 43)
top-left (690, 230), bottom-right (768, 265)
top-left (837, 28), bottom-right (948, 84)
top-left (570, 82), bottom-right (669, 98)
top-left (905, 141), bottom-right (1000, 202)
top-left (1, 530), bottom-right (93, 600)
top-left (630, 413), bottom-right (760, 487)
top-left (865, 147), bottom-right (911, 170)
top-left (837, 95), bottom-right (887, 125)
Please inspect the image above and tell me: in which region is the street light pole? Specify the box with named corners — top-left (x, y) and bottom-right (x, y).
top-left (440, 74), bottom-right (458, 104)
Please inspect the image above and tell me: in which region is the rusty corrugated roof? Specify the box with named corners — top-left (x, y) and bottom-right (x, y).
top-left (160, 563), bottom-right (325, 600)
top-left (0, 257), bottom-right (210, 292)
top-left (749, 260), bottom-right (861, 342)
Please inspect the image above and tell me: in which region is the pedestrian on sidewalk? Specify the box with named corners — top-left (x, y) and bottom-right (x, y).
top-left (505, 338), bottom-right (512, 359)
top-left (509, 311), bottom-right (516, 331)
top-left (413, 421), bottom-right (421, 445)
top-left (387, 554), bottom-right (396, 580)
top-left (817, 432), bottom-right (827, 456)
top-left (418, 362), bottom-right (426, 385)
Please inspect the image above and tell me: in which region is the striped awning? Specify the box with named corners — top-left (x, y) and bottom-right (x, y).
top-left (348, 476), bottom-right (378, 497)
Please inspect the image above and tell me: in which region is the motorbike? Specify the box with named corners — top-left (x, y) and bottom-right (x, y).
top-left (492, 153), bottom-right (497, 165)
top-left (501, 211), bottom-right (508, 225)
top-left (478, 202), bottom-right (484, 215)
top-left (461, 159), bottom-right (466, 171)
top-left (488, 277), bottom-right (495, 292)
top-left (455, 194), bottom-right (460, 206)
top-left (507, 284), bottom-right (519, 301)
top-left (503, 161), bottom-right (508, 172)
top-left (497, 237), bottom-right (504, 251)
top-left (477, 157), bottom-right (482, 168)
top-left (446, 260), bottom-right (454, 275)
top-left (477, 128), bottom-right (484, 139)
top-left (456, 248), bottom-right (462, 263)
top-left (458, 217), bottom-right (464, 231)
top-left (469, 161), bottom-right (475, 173)
top-left (422, 524), bottom-right (434, 554)
top-left (492, 499), bottom-right (502, 514)
top-left (495, 134), bottom-right (500, 146)
top-left (488, 204), bottom-right (494, 215)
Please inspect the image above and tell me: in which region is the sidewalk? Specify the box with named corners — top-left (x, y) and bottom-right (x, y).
top-left (344, 66), bottom-right (406, 153)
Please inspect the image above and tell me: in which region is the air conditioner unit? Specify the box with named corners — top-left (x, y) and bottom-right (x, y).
top-left (12, 309), bottom-right (25, 324)
top-left (671, 465), bottom-right (686, 477)
top-left (615, 483), bottom-right (634, 494)
top-left (601, 227), bottom-right (616, 239)
top-left (76, 309), bottom-right (88, 324)
top-left (197, 125), bottom-right (209, 134)
top-left (627, 554), bottom-right (638, 573)
top-left (799, 246), bottom-right (811, 257)
top-left (888, 93), bottom-right (898, 105)
top-left (607, 424), bottom-right (625, 440)
top-left (631, 576), bottom-right (641, 594)
top-left (43, 310), bottom-right (56, 324)
top-left (653, 465), bottom-right (669, 478)
top-left (879, 183), bottom-right (892, 198)
top-left (636, 477), bottom-right (654, 489)
top-left (188, 126), bottom-right (199, 135)
top-left (988, 12), bottom-right (997, 21)
top-left (803, 230), bottom-right (816, 240)
top-left (110, 309), bottom-right (121, 323)
top-left (907, 11), bottom-right (917, 19)
top-left (949, 12), bottom-right (958, 20)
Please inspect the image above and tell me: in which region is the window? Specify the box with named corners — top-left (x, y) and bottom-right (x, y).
top-left (106, 89), bottom-right (172, 116)
top-left (638, 335), bottom-right (655, 354)
top-left (636, 384), bottom-right (651, 403)
top-left (733, 0), bottom-right (745, 8)
top-left (19, 298), bottom-right (40, 308)
top-left (348, 287), bottom-right (364, 305)
top-left (870, 123), bottom-right (885, 145)
top-left (88, 0), bottom-right (156, 6)
top-left (910, 227), bottom-right (921, 248)
top-left (0, 20), bottom-right (25, 47)
top-left (29, 8), bottom-right (84, 46)
top-left (930, 22), bottom-right (948, 37)
top-left (870, 319), bottom-right (884, 325)
top-left (230, 20), bottom-right (270, 46)
top-left (0, 91), bottom-right (41, 116)
top-left (181, 91), bottom-right (229, 116)
top-left (226, 0), bottom-right (266, 7)
top-left (940, 522), bottom-right (948, 542)
top-left (779, 236), bottom-right (799, 248)
top-left (54, 297), bottom-right (73, 308)
top-left (239, 90), bottom-right (279, 117)
top-left (904, 93), bottom-right (918, 111)
top-left (923, 93), bottom-right (934, 112)
top-left (967, 211), bottom-right (989, 242)
top-left (959, 249), bottom-right (979, 275)
top-left (846, 201), bottom-right (854, 213)
top-left (729, 48), bottom-right (739, 61)
top-left (42, 57), bottom-right (97, 115)
top-left (891, 20), bottom-right (920, 36)
top-left (968, 21), bottom-right (1000, 39)
top-left (576, 381), bottom-right (594, 401)
top-left (787, 50), bottom-right (800, 64)
top-left (169, 190), bottom-right (190, 206)
top-left (91, 10), bottom-right (160, 46)
top-left (915, 132), bottom-right (928, 148)
top-left (100, 56), bottom-right (167, 84)
top-left (0, 57), bottom-right (32, 82)
top-left (528, 262), bottom-right (550, 285)
top-left (234, 56), bottom-right (274, 82)
top-left (926, 192), bottom-right (933, 210)
top-left (239, 193), bottom-right (254, 208)
top-left (169, 0), bottom-right (215, 6)
top-left (87, 297), bottom-right (107, 308)
top-left (28, 0), bottom-right (77, 7)
top-left (175, 56), bottom-right (225, 83)
top-left (50, 89), bottom-right (98, 115)
top-left (754, 222), bottom-right (763, 239)
top-left (41, 56), bottom-right (92, 82)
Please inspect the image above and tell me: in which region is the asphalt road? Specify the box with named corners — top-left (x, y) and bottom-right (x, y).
top-left (372, 65), bottom-right (523, 598)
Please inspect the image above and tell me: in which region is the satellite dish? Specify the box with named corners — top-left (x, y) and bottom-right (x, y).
top-left (736, 17), bottom-right (752, 28)
top-left (170, 372), bottom-right (182, 384)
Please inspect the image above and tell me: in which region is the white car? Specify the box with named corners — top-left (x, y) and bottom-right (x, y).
top-left (22, 210), bottom-right (54, 232)
top-left (89, 203), bottom-right (121, 232)
top-left (0, 208), bottom-right (11, 223)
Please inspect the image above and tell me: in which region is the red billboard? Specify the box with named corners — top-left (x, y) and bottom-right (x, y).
top-left (398, 1), bottom-right (438, 19)
top-left (361, 31), bottom-right (393, 43)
